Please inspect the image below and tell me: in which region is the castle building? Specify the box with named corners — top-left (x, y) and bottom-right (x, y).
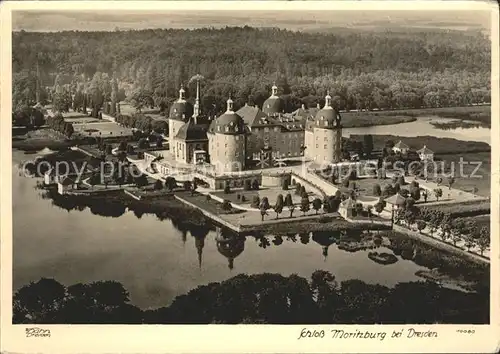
top-left (166, 81), bottom-right (343, 174)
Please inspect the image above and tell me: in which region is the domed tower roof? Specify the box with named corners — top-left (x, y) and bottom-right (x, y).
top-left (211, 96), bottom-right (245, 135)
top-left (314, 91), bottom-right (341, 129)
top-left (262, 83), bottom-right (284, 115)
top-left (169, 85), bottom-right (193, 121)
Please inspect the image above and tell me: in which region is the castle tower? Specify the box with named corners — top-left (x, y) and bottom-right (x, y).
top-left (168, 85), bottom-right (193, 157)
top-left (312, 91), bottom-right (342, 165)
top-left (193, 80), bottom-right (201, 122)
top-left (208, 96), bottom-right (246, 173)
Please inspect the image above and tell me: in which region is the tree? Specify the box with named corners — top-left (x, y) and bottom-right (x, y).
top-left (288, 204), bottom-right (296, 218)
top-left (416, 220), bottom-right (427, 234)
top-left (118, 141), bottom-right (127, 151)
top-left (295, 183), bottom-right (302, 195)
top-left (64, 123), bottom-right (74, 138)
top-left (366, 205), bottom-right (373, 221)
top-left (362, 135), bottom-right (374, 158)
top-left (399, 188), bottom-right (409, 198)
top-left (154, 179), bottom-right (163, 190)
top-left (477, 227), bottom-right (489, 256)
top-left (300, 196), bottom-right (310, 216)
top-left (284, 193), bottom-right (293, 207)
top-left (260, 197), bottom-right (270, 210)
top-left (282, 179), bottom-right (289, 191)
top-left (224, 182), bottom-right (231, 194)
top-left (374, 202), bottom-right (385, 216)
top-left (13, 278), bottom-right (66, 324)
top-left (191, 180), bottom-right (197, 196)
top-left (410, 186), bottom-right (421, 201)
top-left (165, 177), bottom-right (177, 191)
top-left (221, 200), bottom-right (232, 212)
top-left (447, 176), bottom-right (455, 190)
top-left (183, 180), bottom-right (192, 191)
top-left (464, 234), bottom-right (476, 252)
top-left (137, 138), bottom-right (150, 149)
top-left (372, 184), bottom-right (381, 196)
top-left (244, 179), bottom-right (252, 191)
top-left (397, 175), bottom-right (405, 186)
top-left (274, 194), bottom-right (284, 219)
top-left (434, 188), bottom-right (443, 201)
top-left (134, 174), bottom-right (148, 188)
top-left (312, 198), bottom-right (322, 214)
top-left (260, 206), bottom-right (268, 222)
top-left (422, 189), bottom-right (428, 203)
top-left (105, 144), bottom-right (113, 155)
top-left (252, 179), bottom-right (260, 190)
top-left (251, 195), bottom-right (260, 208)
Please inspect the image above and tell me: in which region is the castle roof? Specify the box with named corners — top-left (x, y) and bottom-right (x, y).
top-left (384, 193), bottom-right (406, 206)
top-left (174, 118), bottom-right (208, 141)
top-left (209, 97), bottom-right (245, 135)
top-left (417, 145), bottom-right (434, 154)
top-left (169, 85), bottom-right (194, 121)
top-left (313, 93), bottom-right (341, 129)
top-left (340, 197), bottom-right (356, 209)
top-left (262, 95), bottom-right (284, 115)
top-left (393, 140), bottom-right (409, 149)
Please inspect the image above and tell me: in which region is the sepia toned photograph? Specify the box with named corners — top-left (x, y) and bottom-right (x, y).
top-left (2, 1), bottom-right (498, 350)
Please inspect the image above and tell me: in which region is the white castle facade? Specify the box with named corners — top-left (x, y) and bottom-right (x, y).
top-left (167, 82), bottom-right (343, 174)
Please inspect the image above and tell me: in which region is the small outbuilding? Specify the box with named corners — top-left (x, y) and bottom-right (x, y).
top-left (417, 145), bottom-right (434, 161)
top-left (384, 193), bottom-right (406, 211)
top-left (57, 176), bottom-right (76, 195)
top-left (392, 140), bottom-right (410, 154)
top-left (339, 197), bottom-right (356, 219)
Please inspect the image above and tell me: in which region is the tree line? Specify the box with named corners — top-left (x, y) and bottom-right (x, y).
top-left (13, 271), bottom-right (488, 324)
top-left (12, 27), bottom-right (490, 115)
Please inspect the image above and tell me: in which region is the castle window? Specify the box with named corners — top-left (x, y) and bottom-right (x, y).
top-left (235, 135), bottom-right (240, 141)
top-left (235, 151), bottom-right (239, 157)
top-left (264, 127), bottom-right (269, 133)
top-left (324, 144), bottom-right (327, 149)
top-left (218, 126), bottom-right (221, 132)
top-left (274, 127), bottom-right (280, 132)
top-left (174, 108), bottom-right (177, 113)
top-left (316, 144), bottom-right (318, 148)
top-left (225, 143), bottom-right (228, 148)
top-left (235, 126), bottom-right (239, 132)
top-left (324, 137), bottom-right (328, 141)
top-left (225, 126), bottom-right (229, 132)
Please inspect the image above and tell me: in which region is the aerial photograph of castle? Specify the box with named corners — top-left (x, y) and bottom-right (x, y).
top-left (9, 7), bottom-right (493, 326)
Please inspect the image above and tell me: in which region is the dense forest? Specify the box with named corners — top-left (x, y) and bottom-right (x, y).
top-left (12, 27), bottom-right (490, 115)
top-left (14, 272), bottom-right (489, 324)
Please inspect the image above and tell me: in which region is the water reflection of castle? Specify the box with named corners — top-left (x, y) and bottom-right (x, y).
top-left (186, 224), bottom-right (346, 271)
top-left (187, 226), bottom-right (246, 271)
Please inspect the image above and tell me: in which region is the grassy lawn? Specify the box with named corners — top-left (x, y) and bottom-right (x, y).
top-left (176, 191), bottom-right (245, 215)
top-left (73, 122), bottom-right (133, 137)
top-left (439, 152), bottom-right (491, 197)
top-left (422, 199), bottom-right (490, 218)
top-left (341, 114), bottom-right (416, 128)
top-left (212, 189), bottom-right (259, 205)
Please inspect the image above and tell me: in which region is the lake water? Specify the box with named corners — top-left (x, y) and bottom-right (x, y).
top-left (12, 119), bottom-right (491, 310)
top-left (344, 117), bottom-right (491, 145)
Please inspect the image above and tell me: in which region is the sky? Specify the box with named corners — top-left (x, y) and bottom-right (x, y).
top-left (12, 8), bottom-right (491, 33)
